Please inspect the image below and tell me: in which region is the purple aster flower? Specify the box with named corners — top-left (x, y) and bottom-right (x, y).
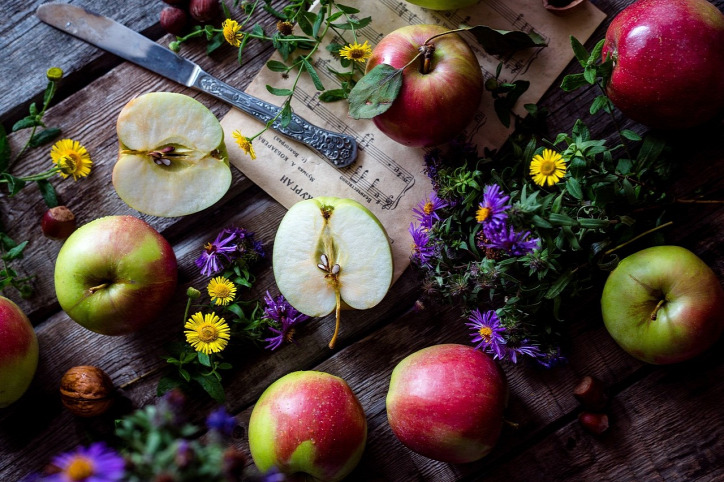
top-left (466, 309), bottom-right (507, 360)
top-left (483, 222), bottom-right (540, 256)
top-left (263, 291), bottom-right (309, 350)
top-left (505, 340), bottom-right (543, 364)
top-left (46, 442), bottom-right (125, 482)
top-left (476, 184), bottom-right (511, 227)
top-left (206, 406), bottom-right (238, 436)
top-left (409, 223), bottom-right (435, 266)
top-left (195, 228), bottom-right (240, 276)
top-left (412, 193), bottom-right (448, 230)
top-left (535, 347), bottom-right (568, 369)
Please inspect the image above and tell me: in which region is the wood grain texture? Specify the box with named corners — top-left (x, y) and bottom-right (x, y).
top-left (1, 0), bottom-right (723, 480)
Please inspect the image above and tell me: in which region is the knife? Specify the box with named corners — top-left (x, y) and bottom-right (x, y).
top-left (36, 3), bottom-right (357, 168)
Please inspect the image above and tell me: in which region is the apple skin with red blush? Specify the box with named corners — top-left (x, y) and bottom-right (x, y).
top-left (0, 296), bottom-right (39, 408)
top-left (248, 371), bottom-right (367, 482)
top-left (386, 344), bottom-right (508, 463)
top-left (602, 0), bottom-right (724, 130)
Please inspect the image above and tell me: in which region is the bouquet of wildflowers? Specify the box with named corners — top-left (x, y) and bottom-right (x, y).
top-left (409, 117), bottom-right (673, 367)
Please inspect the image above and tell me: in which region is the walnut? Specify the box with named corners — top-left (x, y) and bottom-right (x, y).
top-left (59, 366), bottom-right (114, 417)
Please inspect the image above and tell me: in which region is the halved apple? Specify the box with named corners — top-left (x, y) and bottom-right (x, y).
top-left (113, 92), bottom-right (231, 217)
top-left (273, 197), bottom-right (394, 348)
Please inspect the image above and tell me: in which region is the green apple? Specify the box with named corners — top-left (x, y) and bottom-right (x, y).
top-left (113, 91), bottom-right (231, 217)
top-left (0, 296), bottom-right (39, 408)
top-left (272, 197), bottom-right (393, 348)
top-left (403, 0), bottom-right (479, 10)
top-left (248, 370), bottom-right (367, 482)
top-left (601, 245), bottom-right (724, 364)
top-left (54, 215), bottom-right (178, 336)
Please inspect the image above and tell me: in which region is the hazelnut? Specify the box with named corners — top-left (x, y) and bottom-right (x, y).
top-left (578, 412), bottom-right (609, 435)
top-left (573, 375), bottom-right (608, 411)
top-left (41, 206), bottom-right (76, 240)
top-left (189, 0), bottom-right (220, 23)
top-left (160, 6), bottom-right (189, 36)
top-left (59, 366), bottom-right (114, 417)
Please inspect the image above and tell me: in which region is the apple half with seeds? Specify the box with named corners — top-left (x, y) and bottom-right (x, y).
top-left (113, 91), bottom-right (231, 217)
top-left (273, 197), bottom-right (393, 348)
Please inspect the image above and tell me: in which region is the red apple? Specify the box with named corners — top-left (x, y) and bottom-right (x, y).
top-left (602, 0), bottom-right (724, 130)
top-left (601, 245), bottom-right (724, 364)
top-left (386, 344), bottom-right (507, 463)
top-left (248, 371), bottom-right (367, 482)
top-left (54, 215), bottom-right (178, 336)
top-left (366, 24), bottom-right (484, 147)
top-left (0, 296), bottom-right (39, 408)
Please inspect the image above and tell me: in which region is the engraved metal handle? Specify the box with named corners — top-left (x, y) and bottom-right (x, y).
top-left (194, 72), bottom-right (357, 168)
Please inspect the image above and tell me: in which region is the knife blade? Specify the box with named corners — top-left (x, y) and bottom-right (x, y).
top-left (36, 3), bottom-right (357, 168)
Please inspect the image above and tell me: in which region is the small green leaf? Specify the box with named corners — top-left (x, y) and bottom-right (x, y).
top-left (3, 241), bottom-right (28, 261)
top-left (0, 124), bottom-right (9, 172)
top-left (319, 88), bottom-right (348, 102)
top-left (336, 4), bottom-right (360, 14)
top-left (465, 25), bottom-right (547, 56)
top-left (583, 65), bottom-right (597, 84)
top-left (588, 39), bottom-right (606, 66)
top-left (29, 127), bottom-right (61, 148)
top-left (578, 218), bottom-right (611, 229)
top-left (589, 95), bottom-right (609, 115)
top-left (570, 36), bottom-right (588, 67)
top-left (280, 102), bottom-right (293, 127)
top-left (312, 8), bottom-right (325, 38)
top-left (266, 85), bottom-right (294, 96)
top-left (297, 12), bottom-right (314, 36)
top-left (566, 177), bottom-right (583, 200)
top-left (266, 60), bottom-right (290, 72)
top-left (302, 58), bottom-right (325, 91)
top-left (193, 373), bottom-right (225, 402)
top-left (560, 73), bottom-right (588, 92)
top-left (156, 375), bottom-right (184, 396)
top-left (348, 64), bottom-right (403, 119)
top-left (621, 129), bottom-right (642, 141)
top-left (197, 352), bottom-right (211, 367)
top-left (36, 180), bottom-right (58, 208)
top-left (12, 117), bottom-right (40, 132)
top-left (545, 270), bottom-right (573, 299)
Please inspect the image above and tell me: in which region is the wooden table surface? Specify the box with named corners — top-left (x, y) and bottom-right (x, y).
top-left (2, 0), bottom-right (723, 480)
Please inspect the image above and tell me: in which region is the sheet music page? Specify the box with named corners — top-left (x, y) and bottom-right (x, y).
top-left (220, 0), bottom-right (606, 282)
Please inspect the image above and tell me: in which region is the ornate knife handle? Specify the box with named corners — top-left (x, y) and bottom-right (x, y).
top-left (195, 73), bottom-right (357, 168)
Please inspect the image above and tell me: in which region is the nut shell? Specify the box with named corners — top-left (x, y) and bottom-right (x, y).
top-left (59, 366), bottom-right (114, 417)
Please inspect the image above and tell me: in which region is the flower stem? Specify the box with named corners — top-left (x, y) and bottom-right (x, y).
top-left (603, 221), bottom-right (673, 256)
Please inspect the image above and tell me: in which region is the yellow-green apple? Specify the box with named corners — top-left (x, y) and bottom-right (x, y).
top-left (601, 245), bottom-right (724, 364)
top-left (365, 24), bottom-right (484, 147)
top-left (113, 91), bottom-right (231, 217)
top-left (0, 297), bottom-right (39, 408)
top-left (386, 344), bottom-right (508, 463)
top-left (403, 0), bottom-right (479, 9)
top-left (272, 197), bottom-right (393, 348)
top-left (248, 371), bottom-right (367, 482)
top-left (54, 215), bottom-right (178, 336)
top-left (602, 0), bottom-right (724, 130)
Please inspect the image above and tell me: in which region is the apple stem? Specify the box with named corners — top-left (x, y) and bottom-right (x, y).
top-left (650, 298), bottom-right (666, 320)
top-left (88, 283), bottom-right (109, 294)
top-left (418, 44), bottom-right (436, 74)
top-left (328, 288), bottom-right (342, 349)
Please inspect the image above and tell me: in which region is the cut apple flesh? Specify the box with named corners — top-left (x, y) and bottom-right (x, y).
top-left (113, 92), bottom-right (231, 217)
top-left (273, 197), bottom-right (393, 347)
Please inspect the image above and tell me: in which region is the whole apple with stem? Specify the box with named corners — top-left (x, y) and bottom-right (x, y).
top-left (248, 371), bottom-right (367, 482)
top-left (386, 344), bottom-right (508, 463)
top-left (0, 296), bottom-right (39, 408)
top-left (273, 197), bottom-right (393, 349)
top-left (601, 245), bottom-right (724, 364)
top-left (602, 0), bottom-right (724, 130)
top-left (54, 215), bottom-right (178, 336)
top-left (365, 24), bottom-right (484, 147)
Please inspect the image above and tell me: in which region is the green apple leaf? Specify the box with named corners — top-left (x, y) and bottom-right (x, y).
top-left (463, 25), bottom-right (547, 56)
top-left (348, 63), bottom-right (403, 119)
top-left (36, 180), bottom-right (58, 208)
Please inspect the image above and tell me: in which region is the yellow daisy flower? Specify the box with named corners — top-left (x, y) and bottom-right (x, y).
top-left (222, 19), bottom-right (244, 47)
top-left (50, 139), bottom-right (92, 180)
top-left (530, 149), bottom-right (567, 187)
top-left (339, 41), bottom-right (373, 63)
top-left (184, 312), bottom-right (231, 355)
top-left (232, 130), bottom-right (256, 160)
top-left (207, 276), bottom-right (237, 306)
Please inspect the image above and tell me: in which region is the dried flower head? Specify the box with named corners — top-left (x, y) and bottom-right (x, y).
top-left (276, 20), bottom-right (294, 35)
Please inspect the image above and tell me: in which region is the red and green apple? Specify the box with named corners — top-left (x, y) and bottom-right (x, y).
top-left (600, 245), bottom-right (724, 364)
top-left (602, 0), bottom-right (724, 130)
top-left (0, 296), bottom-right (39, 408)
top-left (248, 370), bottom-right (367, 482)
top-left (54, 215), bottom-right (178, 336)
top-left (365, 24), bottom-right (484, 147)
top-left (386, 344), bottom-right (508, 463)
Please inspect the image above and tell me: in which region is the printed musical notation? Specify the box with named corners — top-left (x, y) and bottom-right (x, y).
top-left (220, 0), bottom-right (606, 281)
